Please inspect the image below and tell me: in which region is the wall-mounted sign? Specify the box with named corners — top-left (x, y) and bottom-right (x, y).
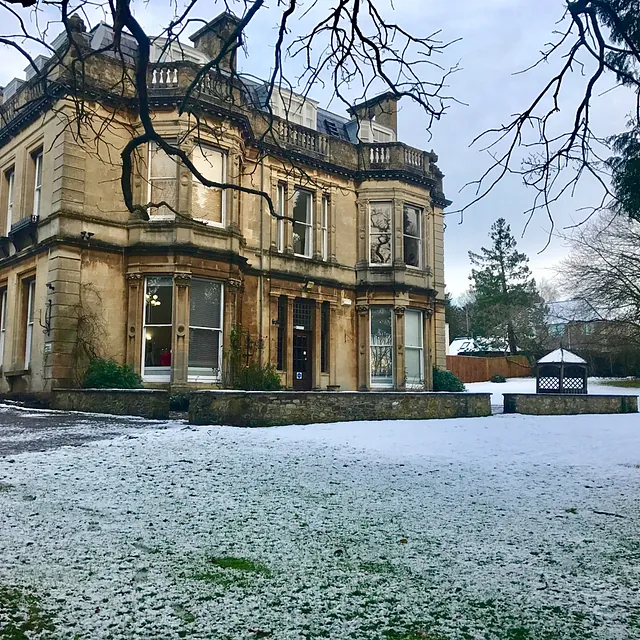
top-left (296, 372), bottom-right (303, 380)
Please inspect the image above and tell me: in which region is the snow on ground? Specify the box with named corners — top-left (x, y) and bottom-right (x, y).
top-left (1, 408), bottom-right (640, 639)
top-left (467, 376), bottom-right (640, 407)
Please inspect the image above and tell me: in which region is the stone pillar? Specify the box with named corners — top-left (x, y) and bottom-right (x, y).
top-left (285, 179), bottom-right (294, 255)
top-left (356, 304), bottom-right (369, 390)
top-left (356, 199), bottom-right (368, 269)
top-left (394, 306), bottom-right (406, 390)
top-left (125, 273), bottom-right (144, 374)
top-left (172, 273), bottom-right (191, 385)
top-left (312, 299), bottom-right (322, 389)
top-left (313, 194), bottom-right (323, 260)
top-left (424, 308), bottom-right (433, 390)
top-left (285, 296), bottom-right (294, 387)
top-left (329, 302), bottom-right (338, 387)
top-left (393, 198), bottom-right (404, 268)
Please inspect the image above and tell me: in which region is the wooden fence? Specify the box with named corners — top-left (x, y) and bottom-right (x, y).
top-left (446, 355), bottom-right (532, 384)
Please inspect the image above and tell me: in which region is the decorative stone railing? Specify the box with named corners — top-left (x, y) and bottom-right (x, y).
top-left (272, 119), bottom-right (330, 156)
top-left (0, 79), bottom-right (47, 129)
top-left (150, 66), bottom-right (179, 88)
top-left (362, 143), bottom-right (431, 178)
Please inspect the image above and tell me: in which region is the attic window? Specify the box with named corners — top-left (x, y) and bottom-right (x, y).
top-left (324, 120), bottom-right (340, 137)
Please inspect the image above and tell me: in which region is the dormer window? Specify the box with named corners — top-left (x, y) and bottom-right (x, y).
top-left (269, 90), bottom-right (317, 130)
top-left (356, 120), bottom-right (396, 143)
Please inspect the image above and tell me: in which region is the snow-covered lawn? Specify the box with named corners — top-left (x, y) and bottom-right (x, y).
top-left (1, 407), bottom-right (640, 639)
top-left (467, 376), bottom-right (640, 407)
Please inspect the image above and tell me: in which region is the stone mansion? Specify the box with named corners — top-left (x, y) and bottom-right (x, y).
top-left (0, 12), bottom-right (449, 394)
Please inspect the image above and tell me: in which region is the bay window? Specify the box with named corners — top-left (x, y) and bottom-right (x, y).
top-left (148, 142), bottom-right (178, 217)
top-left (405, 310), bottom-right (424, 386)
top-left (370, 202), bottom-right (392, 265)
top-left (4, 168), bottom-right (14, 235)
top-left (192, 145), bottom-right (226, 226)
top-left (32, 150), bottom-right (43, 217)
top-left (403, 204), bottom-right (422, 268)
top-left (188, 279), bottom-right (223, 381)
top-left (370, 307), bottom-right (393, 387)
top-left (142, 277), bottom-right (173, 381)
top-left (293, 188), bottom-right (312, 258)
top-left (276, 183), bottom-right (285, 253)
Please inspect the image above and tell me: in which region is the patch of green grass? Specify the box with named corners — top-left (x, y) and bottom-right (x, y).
top-left (599, 379), bottom-right (640, 388)
top-left (359, 560), bottom-right (397, 575)
top-left (0, 482), bottom-right (14, 492)
top-left (565, 508), bottom-right (578, 514)
top-left (190, 570), bottom-right (248, 589)
top-left (206, 556), bottom-right (270, 575)
top-left (0, 584), bottom-right (55, 639)
top-left (383, 628), bottom-right (446, 640)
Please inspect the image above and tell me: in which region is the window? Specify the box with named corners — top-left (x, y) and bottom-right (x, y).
top-left (276, 295), bottom-right (287, 370)
top-left (321, 195), bottom-right (329, 261)
top-left (370, 307), bottom-right (393, 387)
top-left (292, 189), bottom-right (313, 258)
top-left (403, 204), bottom-right (422, 268)
top-left (148, 142), bottom-right (178, 217)
top-left (321, 302), bottom-right (330, 373)
top-left (270, 92), bottom-right (317, 130)
top-left (370, 202), bottom-right (392, 265)
top-left (192, 145), bottom-right (226, 226)
top-left (405, 310), bottom-right (423, 386)
top-left (32, 150), bottom-right (43, 218)
top-left (0, 288), bottom-right (6, 363)
top-left (24, 280), bottom-right (35, 367)
top-left (142, 277), bottom-right (173, 381)
top-left (188, 279), bottom-right (223, 381)
top-left (276, 183), bottom-right (285, 253)
top-left (4, 168), bottom-right (14, 235)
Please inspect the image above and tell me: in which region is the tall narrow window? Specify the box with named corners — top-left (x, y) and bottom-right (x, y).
top-left (403, 204), bottom-right (422, 268)
top-left (370, 307), bottom-right (393, 387)
top-left (370, 202), bottom-right (392, 265)
top-left (192, 145), bottom-right (226, 226)
top-left (142, 276), bottom-right (173, 381)
top-left (405, 310), bottom-right (423, 386)
top-left (321, 301), bottom-right (330, 373)
top-left (188, 279), bottom-right (223, 381)
top-left (0, 288), bottom-right (7, 363)
top-left (25, 280), bottom-right (35, 367)
top-left (32, 150), bottom-right (43, 218)
top-left (276, 183), bottom-right (285, 253)
top-left (321, 195), bottom-right (329, 261)
top-left (148, 142), bottom-right (178, 217)
top-left (292, 189), bottom-right (312, 258)
top-left (5, 168), bottom-right (14, 235)
top-left (276, 295), bottom-right (287, 370)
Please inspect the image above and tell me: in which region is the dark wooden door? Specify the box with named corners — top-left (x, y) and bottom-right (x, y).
top-left (293, 331), bottom-right (312, 390)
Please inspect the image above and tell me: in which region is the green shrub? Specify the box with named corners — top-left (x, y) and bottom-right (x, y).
top-left (233, 362), bottom-right (282, 391)
top-left (490, 374), bottom-right (507, 383)
top-left (82, 358), bottom-right (142, 389)
top-left (432, 367), bottom-right (466, 392)
top-left (169, 392), bottom-right (190, 412)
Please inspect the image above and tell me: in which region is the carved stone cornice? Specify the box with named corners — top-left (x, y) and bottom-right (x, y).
top-left (355, 304), bottom-right (369, 316)
top-left (126, 273), bottom-right (143, 283)
top-left (394, 306), bottom-right (406, 316)
top-left (227, 278), bottom-right (243, 290)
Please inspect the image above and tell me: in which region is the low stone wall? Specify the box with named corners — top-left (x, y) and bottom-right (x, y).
top-left (189, 391), bottom-right (492, 427)
top-left (52, 389), bottom-right (170, 419)
top-left (503, 393), bottom-right (638, 415)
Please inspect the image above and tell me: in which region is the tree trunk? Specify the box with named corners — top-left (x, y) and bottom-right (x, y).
top-left (507, 321), bottom-right (518, 355)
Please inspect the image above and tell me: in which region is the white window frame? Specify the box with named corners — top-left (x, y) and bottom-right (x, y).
top-left (369, 201), bottom-right (393, 266)
top-left (0, 288), bottom-right (6, 365)
top-left (369, 306), bottom-right (394, 389)
top-left (187, 279), bottom-right (224, 383)
top-left (270, 90), bottom-right (318, 131)
top-left (32, 151), bottom-right (42, 218)
top-left (403, 204), bottom-right (423, 270)
top-left (25, 280), bottom-right (35, 368)
top-left (191, 144), bottom-right (227, 227)
top-left (141, 276), bottom-right (173, 382)
top-left (5, 168), bottom-right (14, 235)
top-left (321, 194), bottom-right (329, 261)
top-left (147, 142), bottom-right (178, 220)
top-left (293, 188), bottom-right (313, 259)
top-left (276, 183), bottom-right (285, 253)
top-left (405, 309), bottom-right (424, 386)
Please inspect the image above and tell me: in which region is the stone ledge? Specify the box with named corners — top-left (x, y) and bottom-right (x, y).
top-left (52, 388), bottom-right (170, 419)
top-left (503, 393), bottom-right (638, 415)
top-left (189, 391), bottom-right (491, 427)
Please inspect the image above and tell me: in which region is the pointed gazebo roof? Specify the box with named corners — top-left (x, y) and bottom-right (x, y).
top-left (537, 348), bottom-right (586, 365)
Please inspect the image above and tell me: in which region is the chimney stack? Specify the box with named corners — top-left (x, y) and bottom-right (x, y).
top-left (189, 12), bottom-right (242, 73)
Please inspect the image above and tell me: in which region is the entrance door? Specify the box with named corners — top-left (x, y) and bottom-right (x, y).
top-left (293, 331), bottom-right (312, 390)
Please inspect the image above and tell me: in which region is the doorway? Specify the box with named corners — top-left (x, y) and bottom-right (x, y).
top-left (292, 298), bottom-right (314, 390)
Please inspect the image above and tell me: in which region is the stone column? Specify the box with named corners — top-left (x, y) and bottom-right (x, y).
top-left (393, 198), bottom-right (404, 268)
top-left (313, 193), bottom-right (323, 260)
top-left (285, 180), bottom-right (295, 255)
top-left (285, 296), bottom-right (294, 387)
top-left (394, 306), bottom-right (406, 390)
top-left (172, 273), bottom-right (191, 385)
top-left (312, 299), bottom-right (322, 389)
top-left (424, 308), bottom-right (433, 390)
top-left (329, 302), bottom-right (338, 387)
top-left (125, 273), bottom-right (144, 373)
top-left (356, 304), bottom-right (369, 390)
top-left (356, 199), bottom-right (368, 270)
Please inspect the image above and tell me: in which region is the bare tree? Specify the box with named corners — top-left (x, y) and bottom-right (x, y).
top-left (0, 0), bottom-right (459, 221)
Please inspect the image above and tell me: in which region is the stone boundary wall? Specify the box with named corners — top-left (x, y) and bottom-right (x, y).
top-left (52, 389), bottom-right (170, 419)
top-left (189, 391), bottom-right (492, 427)
top-left (503, 393), bottom-right (638, 416)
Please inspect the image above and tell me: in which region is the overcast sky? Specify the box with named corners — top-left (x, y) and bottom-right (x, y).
top-left (0, 0), bottom-right (633, 300)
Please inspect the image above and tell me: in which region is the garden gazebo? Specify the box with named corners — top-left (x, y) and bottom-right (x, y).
top-left (536, 348), bottom-right (588, 394)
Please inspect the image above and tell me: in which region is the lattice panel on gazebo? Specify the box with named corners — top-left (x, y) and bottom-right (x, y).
top-left (562, 377), bottom-right (584, 391)
top-left (538, 377), bottom-right (560, 391)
